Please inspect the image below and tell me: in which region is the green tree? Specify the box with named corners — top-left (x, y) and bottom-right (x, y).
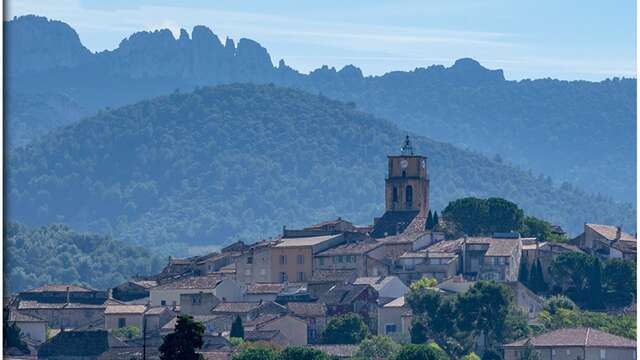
top-left (529, 258), bottom-right (547, 293)
top-left (586, 257), bottom-right (604, 309)
top-left (518, 342), bottom-right (540, 360)
top-left (355, 336), bottom-right (400, 359)
top-left (518, 259), bottom-right (529, 286)
top-left (111, 325), bottom-right (140, 339)
top-left (432, 212), bottom-right (439, 230)
top-left (395, 344), bottom-right (447, 360)
top-left (457, 281), bottom-right (513, 351)
top-left (441, 197), bottom-right (524, 236)
top-left (278, 346), bottom-right (329, 360)
top-left (521, 216), bottom-right (551, 241)
top-left (426, 210), bottom-right (434, 230)
top-left (603, 259), bottom-right (636, 307)
top-left (322, 313), bottom-right (369, 344)
top-left (543, 295), bottom-right (576, 314)
top-left (231, 315), bottom-right (245, 339)
top-left (159, 314), bottom-right (205, 360)
top-left (549, 252), bottom-right (593, 303)
top-left (410, 319), bottom-right (428, 344)
top-left (461, 353), bottom-right (481, 360)
top-left (232, 346), bottom-right (279, 360)
top-left (481, 350), bottom-right (501, 360)
top-left (3, 321), bottom-right (29, 354)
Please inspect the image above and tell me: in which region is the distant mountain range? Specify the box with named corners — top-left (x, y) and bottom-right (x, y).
top-left (6, 16), bottom-right (636, 205)
top-left (6, 84), bottom-right (635, 253)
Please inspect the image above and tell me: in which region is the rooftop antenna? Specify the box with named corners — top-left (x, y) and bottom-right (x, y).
top-left (400, 135), bottom-right (414, 156)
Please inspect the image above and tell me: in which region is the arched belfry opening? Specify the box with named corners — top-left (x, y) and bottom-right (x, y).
top-left (406, 185), bottom-right (413, 208)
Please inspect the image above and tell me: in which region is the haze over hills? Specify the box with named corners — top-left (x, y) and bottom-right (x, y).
top-left (6, 84), bottom-right (635, 254)
top-left (6, 16), bottom-right (636, 204)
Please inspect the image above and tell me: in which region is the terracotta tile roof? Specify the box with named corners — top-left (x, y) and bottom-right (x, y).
top-left (152, 275), bottom-right (222, 290)
top-left (426, 239), bottom-right (463, 252)
top-left (104, 305), bottom-right (146, 315)
top-left (504, 327), bottom-right (636, 348)
top-left (145, 306), bottom-right (172, 315)
top-left (465, 237), bottom-right (520, 256)
top-left (611, 240), bottom-right (636, 254)
top-left (18, 301), bottom-right (106, 310)
top-left (7, 310), bottom-right (47, 323)
top-left (286, 302), bottom-right (327, 317)
top-left (309, 269), bottom-right (357, 283)
top-left (305, 344), bottom-right (357, 358)
top-left (586, 224), bottom-right (635, 241)
top-left (244, 313), bottom-right (283, 328)
top-left (273, 234), bottom-right (342, 248)
top-left (38, 330), bottom-right (126, 357)
top-left (354, 276), bottom-right (402, 292)
top-left (244, 330), bottom-right (281, 341)
top-left (319, 284), bottom-right (376, 306)
top-left (245, 283), bottom-right (285, 295)
top-left (130, 280), bottom-right (158, 288)
top-left (211, 302), bottom-right (261, 314)
top-left (201, 350), bottom-right (234, 360)
top-left (383, 296), bottom-right (406, 308)
top-left (316, 240), bottom-right (382, 256)
top-left (23, 284), bottom-right (95, 293)
top-left (307, 218), bottom-right (352, 229)
top-left (371, 210), bottom-right (420, 238)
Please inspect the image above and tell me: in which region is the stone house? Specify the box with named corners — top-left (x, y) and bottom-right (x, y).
top-left (318, 283), bottom-right (379, 334)
top-left (235, 240), bottom-right (277, 285)
top-left (103, 304), bottom-right (146, 330)
top-left (504, 282), bottom-right (545, 321)
top-left (210, 301), bottom-right (288, 322)
top-left (462, 236), bottom-right (522, 282)
top-left (572, 223), bottom-right (637, 261)
top-left (353, 276), bottom-right (408, 302)
top-left (243, 283), bottom-right (286, 302)
top-left (394, 239), bottom-right (462, 283)
top-left (245, 329), bottom-right (291, 347)
top-left (286, 302), bottom-right (327, 344)
top-left (37, 329), bottom-right (130, 359)
top-left (6, 310), bottom-right (48, 343)
top-left (149, 276), bottom-right (242, 307)
top-left (313, 239), bottom-right (388, 278)
top-left (503, 327), bottom-right (637, 360)
top-left (143, 306), bottom-right (175, 332)
top-left (245, 313), bottom-right (308, 345)
top-left (112, 280), bottom-right (157, 302)
top-left (377, 296), bottom-right (411, 343)
top-left (180, 292), bottom-right (221, 316)
top-left (270, 234), bottom-right (346, 283)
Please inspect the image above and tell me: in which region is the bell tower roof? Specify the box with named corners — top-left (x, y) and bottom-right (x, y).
top-left (400, 135), bottom-right (414, 156)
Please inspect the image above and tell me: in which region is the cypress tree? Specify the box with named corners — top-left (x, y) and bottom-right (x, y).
top-left (433, 211), bottom-right (439, 230)
top-left (530, 258), bottom-right (547, 293)
top-left (230, 315), bottom-right (244, 339)
top-left (426, 210), bottom-right (433, 230)
top-left (587, 258), bottom-right (604, 309)
top-left (519, 258), bottom-right (530, 286)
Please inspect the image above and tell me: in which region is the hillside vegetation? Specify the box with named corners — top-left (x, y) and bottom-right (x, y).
top-left (7, 84), bottom-right (635, 251)
top-left (4, 222), bottom-right (164, 293)
top-left (5, 16), bottom-right (636, 203)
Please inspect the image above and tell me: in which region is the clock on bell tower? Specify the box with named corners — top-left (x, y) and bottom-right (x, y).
top-left (384, 135), bottom-right (429, 215)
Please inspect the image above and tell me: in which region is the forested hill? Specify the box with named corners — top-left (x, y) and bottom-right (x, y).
top-left (4, 221), bottom-right (164, 293)
top-left (6, 16), bottom-right (636, 203)
top-left (7, 84), bottom-right (635, 252)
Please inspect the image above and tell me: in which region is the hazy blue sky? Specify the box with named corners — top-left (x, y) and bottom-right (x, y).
top-left (6, 0), bottom-right (636, 80)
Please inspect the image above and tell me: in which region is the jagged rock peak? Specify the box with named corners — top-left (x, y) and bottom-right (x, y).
top-left (338, 64), bottom-right (363, 79)
top-left (178, 28), bottom-right (190, 41)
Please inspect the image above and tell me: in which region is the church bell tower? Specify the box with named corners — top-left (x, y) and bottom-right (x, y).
top-left (385, 136), bottom-right (429, 215)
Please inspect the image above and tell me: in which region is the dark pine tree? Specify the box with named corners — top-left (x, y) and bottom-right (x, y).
top-left (587, 258), bottom-right (604, 310)
top-left (518, 258), bottom-right (530, 286)
top-left (159, 314), bottom-right (204, 360)
top-left (433, 211), bottom-right (439, 230)
top-left (426, 210), bottom-right (434, 230)
top-left (230, 315), bottom-right (244, 339)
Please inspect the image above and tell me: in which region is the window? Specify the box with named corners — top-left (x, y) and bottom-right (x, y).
top-left (385, 324), bottom-right (397, 334)
top-left (406, 185), bottom-right (413, 207)
top-left (280, 272), bottom-right (288, 282)
top-left (333, 256), bottom-right (339, 264)
top-left (552, 349), bottom-right (556, 356)
top-left (319, 257), bottom-right (325, 266)
top-left (247, 256), bottom-right (253, 264)
top-left (192, 294), bottom-right (202, 305)
top-left (600, 349), bottom-right (606, 359)
top-left (161, 300), bottom-right (166, 306)
top-left (297, 255), bottom-right (304, 264)
top-left (298, 272), bottom-right (305, 281)
top-left (338, 256), bottom-right (344, 263)
top-left (566, 349), bottom-right (570, 355)
top-left (402, 170), bottom-right (406, 178)
top-left (118, 318), bottom-right (126, 328)
top-left (280, 255), bottom-right (287, 265)
top-left (346, 256), bottom-right (352, 263)
top-left (392, 187), bottom-right (398, 203)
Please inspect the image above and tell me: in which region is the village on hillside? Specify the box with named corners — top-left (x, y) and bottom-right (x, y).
top-left (4, 137), bottom-right (637, 360)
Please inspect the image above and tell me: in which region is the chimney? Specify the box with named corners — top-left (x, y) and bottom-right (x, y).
top-left (616, 226), bottom-right (622, 240)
